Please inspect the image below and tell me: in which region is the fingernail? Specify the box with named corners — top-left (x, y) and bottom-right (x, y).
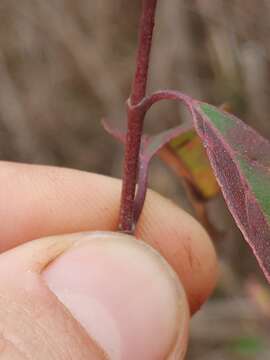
top-left (42, 232), bottom-right (189, 360)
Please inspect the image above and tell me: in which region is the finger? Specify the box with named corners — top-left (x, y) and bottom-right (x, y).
top-left (0, 161), bottom-right (217, 312)
top-left (0, 232), bottom-right (189, 359)
top-left (0, 234), bottom-right (105, 360)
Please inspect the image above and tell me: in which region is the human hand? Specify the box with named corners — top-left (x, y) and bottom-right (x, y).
top-left (0, 162), bottom-right (217, 359)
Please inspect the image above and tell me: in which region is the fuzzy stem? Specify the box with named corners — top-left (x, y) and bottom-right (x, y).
top-left (119, 0), bottom-right (158, 233)
top-left (130, 0), bottom-right (158, 105)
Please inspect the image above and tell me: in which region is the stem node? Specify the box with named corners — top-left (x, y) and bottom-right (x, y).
top-left (119, 0), bottom-right (158, 233)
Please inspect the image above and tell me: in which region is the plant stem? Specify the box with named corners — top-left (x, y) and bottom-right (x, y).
top-left (130, 0), bottom-right (158, 105)
top-left (119, 0), bottom-right (158, 233)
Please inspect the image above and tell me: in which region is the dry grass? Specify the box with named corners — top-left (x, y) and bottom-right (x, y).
top-left (0, 1), bottom-right (270, 358)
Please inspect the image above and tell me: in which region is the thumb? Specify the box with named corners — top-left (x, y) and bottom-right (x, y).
top-left (43, 232), bottom-right (190, 359)
top-left (0, 232), bottom-right (189, 359)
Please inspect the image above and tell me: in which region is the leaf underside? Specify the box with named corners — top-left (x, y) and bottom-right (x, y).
top-left (193, 102), bottom-right (270, 282)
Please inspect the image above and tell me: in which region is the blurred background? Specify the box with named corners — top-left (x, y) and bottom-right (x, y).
top-left (1, 0), bottom-right (270, 358)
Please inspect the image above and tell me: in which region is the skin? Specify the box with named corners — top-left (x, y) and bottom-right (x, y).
top-left (0, 161), bottom-right (218, 359)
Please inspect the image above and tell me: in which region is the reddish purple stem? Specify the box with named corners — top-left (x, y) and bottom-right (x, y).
top-left (119, 0), bottom-right (157, 232)
top-left (131, 0), bottom-right (158, 105)
top-left (119, 0), bottom-right (195, 233)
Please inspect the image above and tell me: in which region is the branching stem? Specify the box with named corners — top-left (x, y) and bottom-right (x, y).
top-left (119, 0), bottom-right (157, 232)
top-left (119, 0), bottom-right (196, 233)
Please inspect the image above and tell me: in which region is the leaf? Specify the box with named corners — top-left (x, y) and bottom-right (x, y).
top-left (135, 123), bottom-right (195, 221)
top-left (157, 128), bottom-right (220, 238)
top-left (167, 129), bottom-right (220, 199)
top-left (143, 123), bottom-right (193, 158)
top-left (192, 101), bottom-right (270, 282)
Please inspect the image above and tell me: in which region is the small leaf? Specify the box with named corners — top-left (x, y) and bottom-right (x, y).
top-left (134, 123), bottom-right (194, 221)
top-left (168, 129), bottom-right (220, 199)
top-left (193, 102), bottom-right (270, 282)
top-left (143, 123), bottom-right (193, 159)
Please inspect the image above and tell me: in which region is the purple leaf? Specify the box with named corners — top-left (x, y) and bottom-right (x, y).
top-left (143, 122), bottom-right (193, 159)
top-left (192, 102), bottom-right (270, 282)
top-left (133, 123), bottom-right (194, 221)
